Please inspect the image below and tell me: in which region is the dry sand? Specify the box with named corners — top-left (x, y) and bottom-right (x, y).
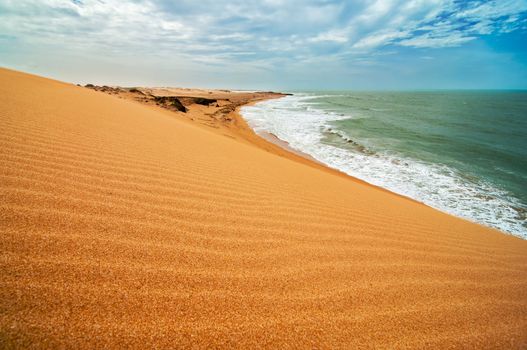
top-left (1, 67), bottom-right (526, 349)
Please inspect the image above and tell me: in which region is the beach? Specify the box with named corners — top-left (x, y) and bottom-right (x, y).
top-left (1, 67), bottom-right (527, 348)
top-left (241, 92), bottom-right (527, 238)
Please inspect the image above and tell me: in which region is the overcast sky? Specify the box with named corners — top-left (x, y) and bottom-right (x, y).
top-left (1, 0), bottom-right (526, 90)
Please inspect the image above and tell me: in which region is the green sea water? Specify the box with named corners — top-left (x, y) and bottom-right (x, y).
top-left (318, 91), bottom-right (526, 199)
top-left (241, 91), bottom-right (527, 237)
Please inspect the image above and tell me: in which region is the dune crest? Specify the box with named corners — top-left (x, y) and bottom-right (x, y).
top-left (1, 68), bottom-right (526, 348)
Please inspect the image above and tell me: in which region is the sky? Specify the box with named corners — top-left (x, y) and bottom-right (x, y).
top-left (1, 0), bottom-right (526, 90)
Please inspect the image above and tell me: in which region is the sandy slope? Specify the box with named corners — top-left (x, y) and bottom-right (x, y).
top-left (1, 68), bottom-right (526, 349)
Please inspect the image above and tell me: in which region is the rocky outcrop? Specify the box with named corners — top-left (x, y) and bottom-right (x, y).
top-left (128, 88), bottom-right (144, 94)
top-left (191, 97), bottom-right (217, 106)
top-left (84, 84), bottom-right (121, 94)
top-left (178, 97), bottom-right (217, 106)
top-left (153, 96), bottom-right (187, 113)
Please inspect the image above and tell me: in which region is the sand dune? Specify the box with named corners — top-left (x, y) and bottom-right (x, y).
top-left (1, 68), bottom-right (526, 348)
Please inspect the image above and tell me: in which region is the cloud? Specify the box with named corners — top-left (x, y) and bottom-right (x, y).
top-left (309, 30), bottom-right (349, 43)
top-left (0, 0), bottom-right (526, 86)
top-left (353, 30), bottom-right (410, 49)
top-left (1, 1), bottom-right (526, 54)
top-left (399, 32), bottom-right (476, 48)
top-left (397, 0), bottom-right (527, 48)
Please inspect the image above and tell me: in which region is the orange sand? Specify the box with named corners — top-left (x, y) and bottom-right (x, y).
top-left (1, 68), bottom-right (526, 349)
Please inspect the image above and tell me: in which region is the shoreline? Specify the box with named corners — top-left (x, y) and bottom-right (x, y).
top-left (233, 98), bottom-right (517, 236)
top-left (258, 131), bottom-right (323, 164)
top-left (231, 99), bottom-right (430, 201)
top-left (77, 80), bottom-right (519, 237)
top-left (234, 97), bottom-right (527, 239)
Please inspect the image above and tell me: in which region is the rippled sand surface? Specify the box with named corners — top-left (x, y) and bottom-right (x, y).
top-left (1, 68), bottom-right (526, 349)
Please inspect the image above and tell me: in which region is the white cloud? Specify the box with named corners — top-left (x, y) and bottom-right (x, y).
top-left (0, 0), bottom-right (526, 69)
top-left (353, 30), bottom-right (409, 49)
top-left (309, 30), bottom-right (349, 43)
top-left (399, 32), bottom-right (476, 48)
top-left (456, 0), bottom-right (527, 19)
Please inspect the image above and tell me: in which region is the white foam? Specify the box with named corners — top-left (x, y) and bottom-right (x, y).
top-left (241, 95), bottom-right (527, 239)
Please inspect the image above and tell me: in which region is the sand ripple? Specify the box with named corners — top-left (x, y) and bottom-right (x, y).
top-left (1, 68), bottom-right (526, 349)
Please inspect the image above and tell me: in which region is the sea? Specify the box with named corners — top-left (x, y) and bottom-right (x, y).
top-left (240, 91), bottom-right (527, 239)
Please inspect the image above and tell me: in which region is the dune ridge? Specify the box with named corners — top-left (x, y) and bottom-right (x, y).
top-left (1, 68), bottom-right (526, 349)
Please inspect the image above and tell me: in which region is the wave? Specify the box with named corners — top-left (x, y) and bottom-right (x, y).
top-left (240, 95), bottom-right (527, 239)
top-left (322, 126), bottom-right (377, 156)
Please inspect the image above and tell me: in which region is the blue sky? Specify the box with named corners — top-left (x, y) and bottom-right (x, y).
top-left (1, 0), bottom-right (526, 90)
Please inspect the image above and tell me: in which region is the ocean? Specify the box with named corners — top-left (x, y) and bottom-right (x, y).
top-left (241, 91), bottom-right (527, 239)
